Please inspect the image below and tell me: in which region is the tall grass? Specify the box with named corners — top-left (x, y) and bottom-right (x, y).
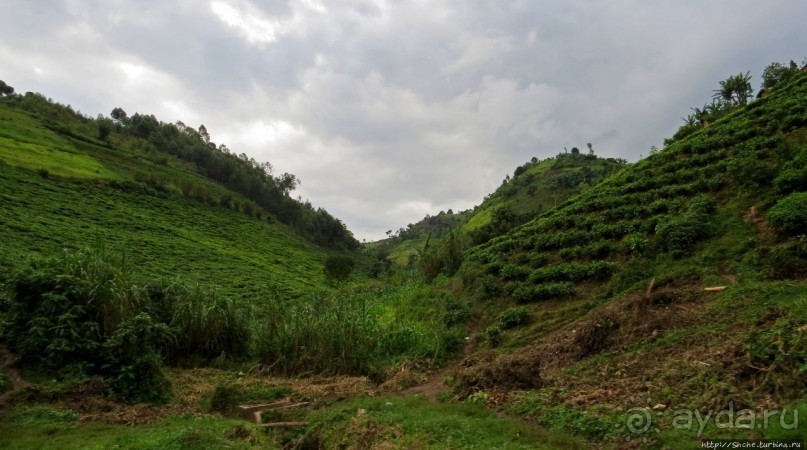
top-left (147, 280), bottom-right (251, 363)
top-left (257, 287), bottom-right (449, 375)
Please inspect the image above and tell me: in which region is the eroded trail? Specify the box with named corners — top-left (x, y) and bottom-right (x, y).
top-left (401, 321), bottom-right (480, 402)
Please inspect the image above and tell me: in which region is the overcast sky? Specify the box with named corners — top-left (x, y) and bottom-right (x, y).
top-left (1, 1), bottom-right (805, 241)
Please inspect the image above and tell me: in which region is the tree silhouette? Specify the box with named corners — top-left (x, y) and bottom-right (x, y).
top-left (111, 107), bottom-right (128, 122)
top-left (0, 80), bottom-right (14, 96)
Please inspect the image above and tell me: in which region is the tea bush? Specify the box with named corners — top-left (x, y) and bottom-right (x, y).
top-left (767, 192), bottom-right (807, 235)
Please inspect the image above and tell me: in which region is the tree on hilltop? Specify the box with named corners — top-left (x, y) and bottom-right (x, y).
top-left (713, 71), bottom-right (752, 107)
top-left (111, 107), bottom-right (128, 122)
top-left (0, 80), bottom-right (15, 96)
top-left (762, 60), bottom-right (801, 90)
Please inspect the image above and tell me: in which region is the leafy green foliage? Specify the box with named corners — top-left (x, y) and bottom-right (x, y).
top-left (655, 195), bottom-right (717, 257)
top-left (420, 232), bottom-right (464, 282)
top-left (514, 392), bottom-right (629, 441)
top-left (324, 255), bottom-right (355, 283)
top-left (2, 248), bottom-right (251, 402)
top-left (0, 80), bottom-right (13, 96)
top-left (762, 60), bottom-right (803, 90)
top-left (499, 306), bottom-right (530, 329)
top-left (470, 69), bottom-right (807, 311)
top-left (511, 282), bottom-right (574, 302)
top-left (485, 325), bottom-right (502, 347)
top-left (713, 71), bottom-right (753, 108)
top-left (147, 281), bottom-right (251, 362)
top-left (767, 192), bottom-right (807, 236)
top-left (773, 150), bottom-right (807, 194)
top-left (761, 240), bottom-right (807, 279)
top-left (101, 313), bottom-right (172, 404)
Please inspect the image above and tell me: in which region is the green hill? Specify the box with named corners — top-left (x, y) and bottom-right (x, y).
top-left (0, 91), bottom-right (460, 407)
top-left (378, 153), bottom-right (624, 268)
top-left (0, 97), bottom-right (339, 299)
top-left (470, 71), bottom-right (807, 301)
top-left (461, 153), bottom-right (625, 244)
top-left (452, 69), bottom-right (807, 442)
top-left (374, 209), bottom-right (471, 267)
top-left (1, 65), bottom-right (806, 448)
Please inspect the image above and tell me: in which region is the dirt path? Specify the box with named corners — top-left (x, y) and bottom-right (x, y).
top-left (401, 321), bottom-right (480, 402)
top-left (0, 344), bottom-right (30, 416)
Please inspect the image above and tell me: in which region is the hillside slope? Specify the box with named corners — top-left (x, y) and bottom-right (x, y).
top-left (0, 97), bottom-right (347, 299)
top-left (378, 154), bottom-right (624, 267)
top-left (449, 70), bottom-right (807, 444)
top-left (461, 153), bottom-right (625, 242)
top-left (470, 71), bottom-right (807, 300)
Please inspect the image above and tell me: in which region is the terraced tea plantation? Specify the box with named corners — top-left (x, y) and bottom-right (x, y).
top-left (470, 71), bottom-right (807, 303)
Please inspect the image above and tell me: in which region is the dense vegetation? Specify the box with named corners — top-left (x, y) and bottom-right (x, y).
top-left (469, 68), bottom-right (807, 306)
top-left (377, 152), bottom-right (625, 270)
top-left (1, 60), bottom-right (806, 449)
top-left (0, 89), bottom-right (462, 406)
top-left (1, 92), bottom-right (358, 250)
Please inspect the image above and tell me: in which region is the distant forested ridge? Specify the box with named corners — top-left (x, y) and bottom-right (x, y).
top-left (1, 91), bottom-right (358, 250)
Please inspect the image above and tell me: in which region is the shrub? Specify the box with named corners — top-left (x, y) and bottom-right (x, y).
top-left (101, 313), bottom-right (172, 404)
top-left (499, 306), bottom-right (530, 329)
top-left (3, 248), bottom-right (252, 403)
top-left (211, 383), bottom-right (239, 412)
top-left (485, 325), bottom-right (502, 347)
top-left (441, 297), bottom-right (471, 327)
top-left (512, 282), bottom-right (574, 302)
top-left (773, 151), bottom-right (807, 194)
top-left (621, 233), bottom-right (649, 255)
top-left (473, 274), bottom-right (501, 301)
top-left (767, 192), bottom-right (807, 236)
top-left (688, 194), bottom-right (717, 215)
top-left (500, 263), bottom-right (529, 281)
top-left (5, 249), bottom-right (143, 368)
top-left (324, 255), bottom-right (355, 283)
top-left (655, 216), bottom-right (703, 257)
top-left (654, 194), bottom-right (718, 257)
